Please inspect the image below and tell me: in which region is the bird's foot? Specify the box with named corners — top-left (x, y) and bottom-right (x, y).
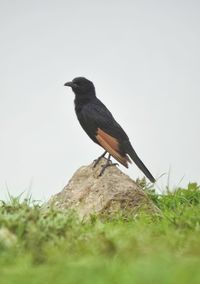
top-left (99, 163), bottom-right (119, 176)
top-left (98, 156), bottom-right (119, 176)
top-left (93, 150), bottom-right (107, 168)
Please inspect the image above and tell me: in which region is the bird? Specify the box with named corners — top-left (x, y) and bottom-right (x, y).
top-left (64, 77), bottom-right (155, 183)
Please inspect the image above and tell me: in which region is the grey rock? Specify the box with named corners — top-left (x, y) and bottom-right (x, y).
top-left (48, 158), bottom-right (159, 219)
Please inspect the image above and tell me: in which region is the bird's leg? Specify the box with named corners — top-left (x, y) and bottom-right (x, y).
top-left (99, 154), bottom-right (119, 176)
top-left (93, 150), bottom-right (107, 168)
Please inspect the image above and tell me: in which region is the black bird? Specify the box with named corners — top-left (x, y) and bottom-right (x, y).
top-left (64, 77), bottom-right (155, 183)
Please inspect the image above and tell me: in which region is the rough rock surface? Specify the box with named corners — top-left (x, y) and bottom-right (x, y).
top-left (48, 158), bottom-right (159, 219)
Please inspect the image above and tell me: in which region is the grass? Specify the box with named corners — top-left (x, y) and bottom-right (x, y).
top-left (0, 182), bottom-right (200, 284)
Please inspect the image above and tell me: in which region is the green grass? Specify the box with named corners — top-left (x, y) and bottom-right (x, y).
top-left (0, 182), bottom-right (200, 284)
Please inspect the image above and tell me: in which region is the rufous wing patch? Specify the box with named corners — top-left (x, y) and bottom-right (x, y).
top-left (96, 128), bottom-right (130, 168)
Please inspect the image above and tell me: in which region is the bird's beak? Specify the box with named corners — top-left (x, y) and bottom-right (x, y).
top-left (64, 81), bottom-right (74, 87)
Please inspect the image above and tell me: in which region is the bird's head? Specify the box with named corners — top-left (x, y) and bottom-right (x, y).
top-left (64, 77), bottom-right (96, 97)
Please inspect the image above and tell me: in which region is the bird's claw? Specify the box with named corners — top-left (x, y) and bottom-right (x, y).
top-left (93, 151), bottom-right (107, 168)
top-left (98, 162), bottom-right (119, 176)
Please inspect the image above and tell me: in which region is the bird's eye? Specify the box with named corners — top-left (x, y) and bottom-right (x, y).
top-left (73, 81), bottom-right (80, 87)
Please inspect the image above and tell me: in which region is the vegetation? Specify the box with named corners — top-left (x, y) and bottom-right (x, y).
top-left (0, 182), bottom-right (200, 284)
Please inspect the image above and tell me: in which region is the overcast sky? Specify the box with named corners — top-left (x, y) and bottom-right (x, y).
top-left (0, 0), bottom-right (199, 201)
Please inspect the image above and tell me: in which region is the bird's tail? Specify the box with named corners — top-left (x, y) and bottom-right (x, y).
top-left (125, 142), bottom-right (156, 183)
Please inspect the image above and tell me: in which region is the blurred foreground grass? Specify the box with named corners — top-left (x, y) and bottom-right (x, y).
top-left (0, 182), bottom-right (200, 284)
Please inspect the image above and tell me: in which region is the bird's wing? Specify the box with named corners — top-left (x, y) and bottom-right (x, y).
top-left (80, 99), bottom-right (131, 167)
top-left (81, 99), bottom-right (128, 139)
top-left (95, 128), bottom-right (131, 167)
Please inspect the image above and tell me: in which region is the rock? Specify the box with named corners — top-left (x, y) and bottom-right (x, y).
top-left (48, 158), bottom-right (159, 219)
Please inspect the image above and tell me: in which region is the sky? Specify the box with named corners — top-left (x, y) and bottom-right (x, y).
top-left (0, 0), bottom-right (199, 201)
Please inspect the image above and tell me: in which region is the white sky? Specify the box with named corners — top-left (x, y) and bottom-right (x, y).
top-left (0, 0), bottom-right (199, 200)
